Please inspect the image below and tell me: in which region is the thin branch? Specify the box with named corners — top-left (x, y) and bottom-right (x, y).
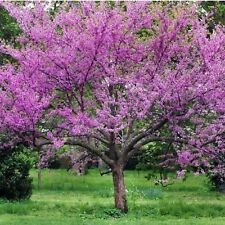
top-left (127, 136), bottom-right (188, 160)
top-left (65, 139), bottom-right (114, 166)
top-left (123, 118), bottom-right (168, 157)
top-left (35, 136), bottom-right (113, 166)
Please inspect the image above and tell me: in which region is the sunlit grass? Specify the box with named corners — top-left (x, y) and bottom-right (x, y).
top-left (0, 169), bottom-right (225, 225)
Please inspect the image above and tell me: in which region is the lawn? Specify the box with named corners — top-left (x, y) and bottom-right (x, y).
top-left (0, 169), bottom-right (225, 225)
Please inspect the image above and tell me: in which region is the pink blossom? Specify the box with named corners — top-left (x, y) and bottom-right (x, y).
top-left (0, 2), bottom-right (224, 183)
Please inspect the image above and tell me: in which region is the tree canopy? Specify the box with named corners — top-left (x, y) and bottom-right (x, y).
top-left (0, 2), bottom-right (224, 212)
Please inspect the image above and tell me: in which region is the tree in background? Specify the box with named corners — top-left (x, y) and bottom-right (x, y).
top-left (0, 6), bottom-right (20, 65)
top-left (200, 1), bottom-right (225, 30)
top-left (0, 2), bottom-right (224, 212)
top-left (0, 144), bottom-right (32, 200)
top-left (0, 6), bottom-right (20, 42)
top-left (137, 141), bottom-right (178, 187)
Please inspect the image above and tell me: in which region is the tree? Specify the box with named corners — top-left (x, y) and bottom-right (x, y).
top-left (137, 141), bottom-right (178, 187)
top-left (0, 6), bottom-right (21, 65)
top-left (0, 144), bottom-right (32, 200)
top-left (200, 1), bottom-right (225, 31)
top-left (0, 2), bottom-right (224, 212)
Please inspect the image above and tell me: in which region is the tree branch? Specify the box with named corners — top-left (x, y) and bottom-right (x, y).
top-left (65, 139), bottom-right (114, 166)
top-left (127, 136), bottom-right (188, 160)
top-left (123, 118), bottom-right (168, 157)
top-left (35, 136), bottom-right (113, 166)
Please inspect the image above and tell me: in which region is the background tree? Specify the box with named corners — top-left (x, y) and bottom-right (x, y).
top-left (200, 1), bottom-right (225, 31)
top-left (0, 2), bottom-right (224, 212)
top-left (0, 6), bottom-right (20, 65)
top-left (0, 144), bottom-right (32, 200)
top-left (137, 141), bottom-right (178, 187)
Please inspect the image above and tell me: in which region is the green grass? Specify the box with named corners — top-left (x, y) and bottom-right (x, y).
top-left (0, 169), bottom-right (225, 225)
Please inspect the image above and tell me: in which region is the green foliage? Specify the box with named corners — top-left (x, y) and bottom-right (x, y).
top-left (137, 142), bottom-right (176, 173)
top-left (207, 168), bottom-right (225, 193)
top-left (200, 2), bottom-right (225, 32)
top-left (209, 178), bottom-right (225, 193)
top-left (0, 6), bottom-right (21, 65)
top-left (103, 208), bottom-right (124, 218)
top-left (201, 2), bottom-right (225, 25)
top-left (52, 155), bottom-right (70, 170)
top-left (0, 145), bottom-right (33, 201)
top-left (0, 6), bottom-right (21, 43)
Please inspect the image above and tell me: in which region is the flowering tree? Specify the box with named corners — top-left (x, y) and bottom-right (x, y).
top-left (0, 2), bottom-right (224, 212)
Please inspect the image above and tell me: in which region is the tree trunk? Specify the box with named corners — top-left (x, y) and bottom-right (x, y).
top-left (112, 164), bottom-right (128, 213)
top-left (38, 169), bottom-right (42, 191)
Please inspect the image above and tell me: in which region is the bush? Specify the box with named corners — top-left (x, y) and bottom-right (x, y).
top-left (48, 154), bottom-right (61, 169)
top-left (207, 164), bottom-right (225, 192)
top-left (204, 149), bottom-right (225, 192)
top-left (58, 155), bottom-right (72, 170)
top-left (0, 145), bottom-right (33, 200)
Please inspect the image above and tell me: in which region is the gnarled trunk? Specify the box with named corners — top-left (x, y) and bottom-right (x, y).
top-left (112, 164), bottom-right (128, 213)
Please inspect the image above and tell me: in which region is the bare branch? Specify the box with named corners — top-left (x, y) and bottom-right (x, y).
top-left (35, 136), bottom-right (113, 166)
top-left (127, 136), bottom-right (188, 160)
top-left (65, 138), bottom-right (114, 166)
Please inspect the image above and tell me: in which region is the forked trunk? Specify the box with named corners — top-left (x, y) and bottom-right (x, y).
top-left (112, 164), bottom-right (128, 213)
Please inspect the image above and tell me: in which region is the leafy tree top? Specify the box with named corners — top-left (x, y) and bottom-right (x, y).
top-left (0, 2), bottom-right (224, 168)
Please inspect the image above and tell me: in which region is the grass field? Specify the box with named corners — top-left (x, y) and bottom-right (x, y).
top-left (0, 169), bottom-right (225, 225)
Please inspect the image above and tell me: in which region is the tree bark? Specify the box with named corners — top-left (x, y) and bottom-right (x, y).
top-left (38, 169), bottom-right (42, 191)
top-left (112, 163), bottom-right (128, 213)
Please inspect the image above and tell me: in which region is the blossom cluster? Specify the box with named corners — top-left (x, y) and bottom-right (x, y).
top-left (0, 2), bottom-right (224, 175)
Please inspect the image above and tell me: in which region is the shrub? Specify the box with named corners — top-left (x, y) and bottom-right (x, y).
top-left (199, 149), bottom-right (225, 192)
top-left (207, 164), bottom-right (225, 192)
top-left (0, 145), bottom-right (33, 200)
